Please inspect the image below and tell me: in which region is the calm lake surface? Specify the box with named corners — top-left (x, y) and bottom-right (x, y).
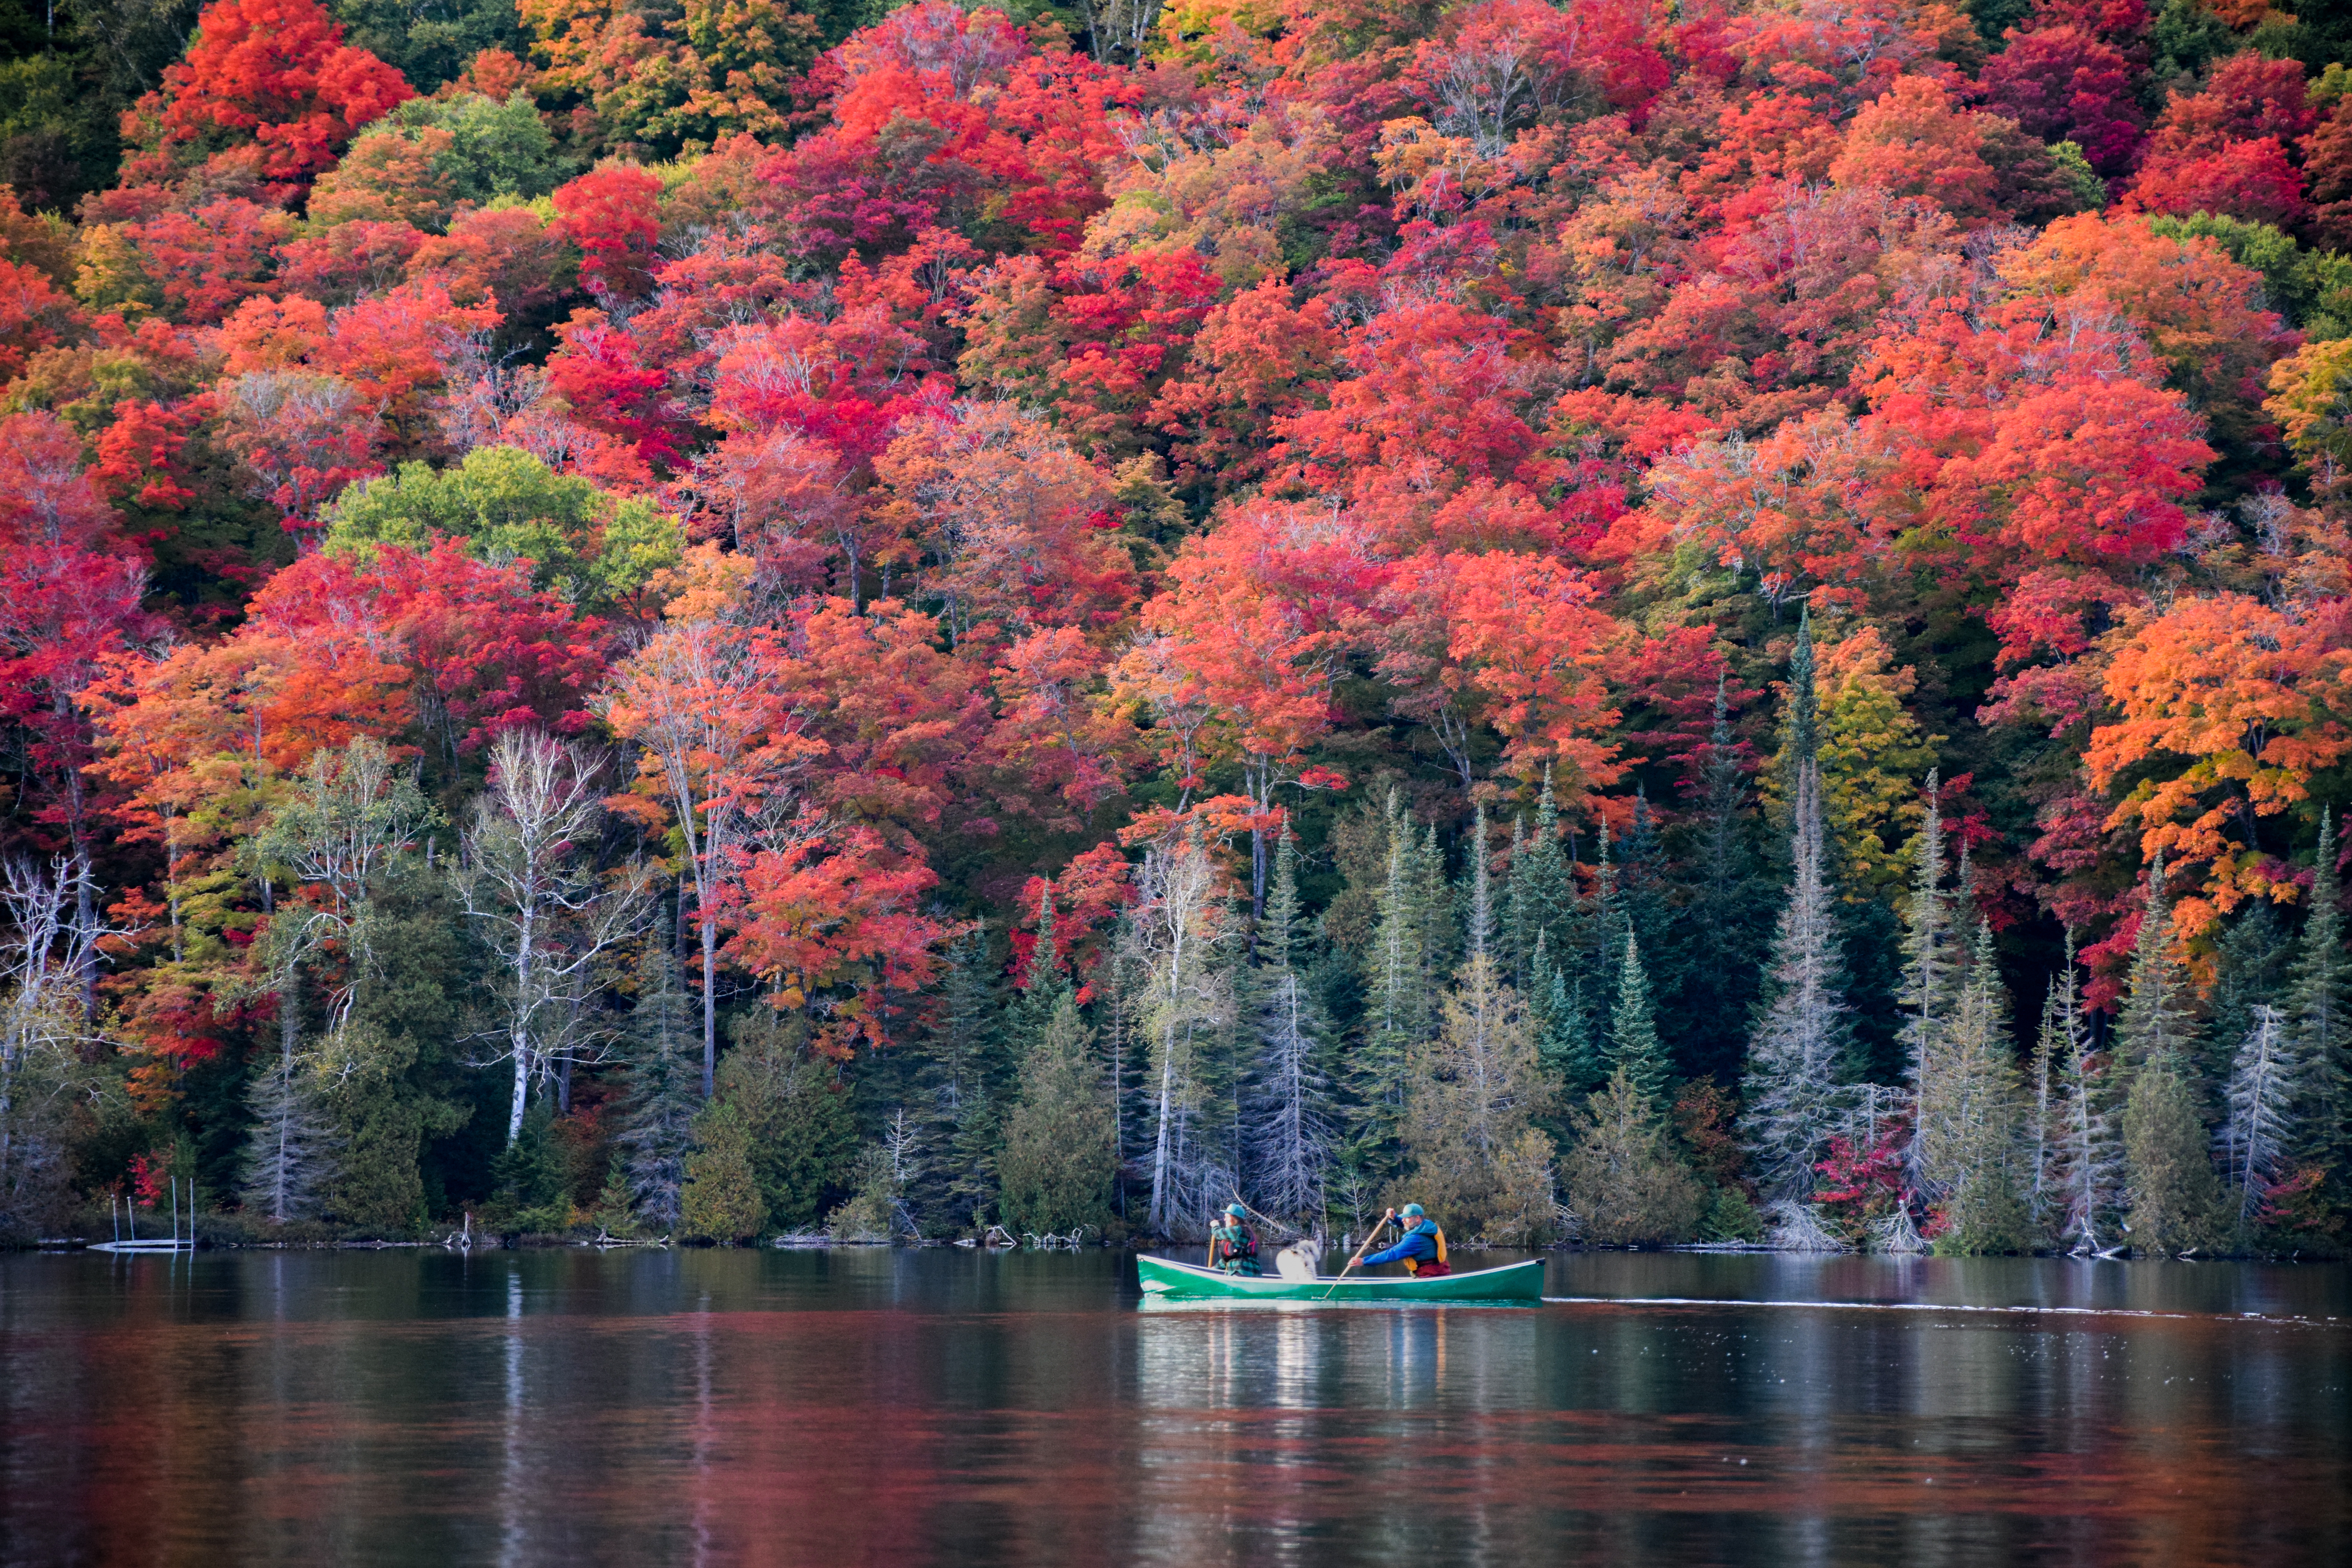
top-left (3, 1248), bottom-right (2348, 1567)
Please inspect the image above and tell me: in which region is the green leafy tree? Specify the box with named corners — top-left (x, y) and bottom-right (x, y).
top-left (681, 1095), bottom-right (769, 1242)
top-left (324, 446), bottom-right (682, 617)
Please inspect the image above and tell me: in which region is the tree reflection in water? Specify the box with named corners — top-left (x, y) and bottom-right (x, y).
top-left (1, 1248), bottom-right (2346, 1565)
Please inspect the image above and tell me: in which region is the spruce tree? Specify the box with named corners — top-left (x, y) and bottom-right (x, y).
top-left (1010, 884), bottom-right (1074, 1058)
top-left (1526, 767), bottom-right (1574, 943)
top-left (1534, 932), bottom-right (1606, 1099)
top-left (238, 1054), bottom-right (338, 1223)
top-left (1739, 759), bottom-right (1854, 1201)
top-left (2221, 1005), bottom-right (2300, 1225)
top-left (1897, 770), bottom-right (1958, 1184)
top-left (928, 924), bottom-right (1000, 1121)
top-left (1401, 938), bottom-right (1552, 1239)
top-left (1245, 829), bottom-right (1334, 1224)
top-left (1561, 1066), bottom-right (1704, 1244)
top-left (1608, 929), bottom-right (1671, 1106)
top-left (2112, 860), bottom-right (2227, 1252)
top-left (1777, 606), bottom-right (1820, 826)
top-left (1504, 815), bottom-right (1536, 989)
top-left (2208, 902), bottom-right (2292, 1100)
top-left (1359, 792), bottom-right (1427, 1141)
top-left (997, 995), bottom-right (1118, 1236)
top-left (1681, 674), bottom-right (1769, 1082)
top-left (1417, 821), bottom-right (1456, 985)
top-left (613, 940), bottom-right (700, 1229)
top-left (2122, 1067), bottom-right (2225, 1255)
top-left (1590, 814), bottom-right (1620, 1011)
top-left (2287, 808), bottom-right (2348, 1167)
top-left (1920, 921), bottom-right (2029, 1254)
top-left (2043, 942), bottom-right (2124, 1254)
top-left (2114, 858), bottom-right (2202, 1081)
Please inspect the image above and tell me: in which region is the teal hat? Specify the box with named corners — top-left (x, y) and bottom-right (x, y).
top-left (1399, 1203), bottom-right (1425, 1218)
top-left (1225, 1203), bottom-right (1249, 1220)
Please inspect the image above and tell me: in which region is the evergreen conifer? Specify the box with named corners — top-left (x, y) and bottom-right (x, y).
top-left (1739, 759), bottom-right (1854, 1200)
top-left (1897, 770), bottom-right (1958, 1184)
top-left (2288, 808), bottom-right (2348, 1167)
top-left (1245, 829), bottom-right (1333, 1224)
top-left (2122, 1066), bottom-right (2225, 1255)
top-left (1608, 930), bottom-right (1671, 1105)
top-left (2115, 858), bottom-right (2202, 1081)
top-left (613, 939), bottom-right (700, 1229)
top-left (997, 995), bottom-right (1117, 1236)
top-left (1561, 1066), bottom-right (1704, 1244)
top-left (2221, 1005), bottom-right (2300, 1225)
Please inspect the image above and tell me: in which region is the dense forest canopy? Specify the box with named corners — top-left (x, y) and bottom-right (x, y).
top-left (1, 0), bottom-right (2348, 1255)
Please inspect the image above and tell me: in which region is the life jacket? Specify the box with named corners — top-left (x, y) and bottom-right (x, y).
top-left (1211, 1224), bottom-right (1261, 1274)
top-left (1400, 1223), bottom-right (1448, 1276)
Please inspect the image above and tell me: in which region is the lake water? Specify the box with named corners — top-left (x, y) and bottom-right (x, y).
top-left (3, 1248), bottom-right (2347, 1566)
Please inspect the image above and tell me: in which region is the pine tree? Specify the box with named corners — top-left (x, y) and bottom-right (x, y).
top-left (1010, 884), bottom-right (1074, 1058)
top-left (1777, 606), bottom-right (1820, 827)
top-left (929, 924), bottom-right (1000, 1120)
top-left (2115, 858), bottom-right (2202, 1082)
top-left (1400, 944), bottom-right (1553, 1239)
top-left (2221, 1005), bottom-right (2301, 1225)
top-left (1358, 792), bottom-right (1428, 1148)
top-left (2122, 1066), bottom-right (2225, 1255)
top-left (613, 940), bottom-right (700, 1229)
top-left (1920, 921), bottom-right (2029, 1254)
top-left (2207, 902), bottom-right (2292, 1100)
top-left (238, 1053), bottom-right (338, 1223)
top-left (1244, 830), bottom-right (1333, 1225)
top-left (1739, 759), bottom-right (1854, 1201)
top-left (1617, 787), bottom-right (1673, 997)
top-left (1680, 674), bottom-right (1769, 1082)
top-left (1897, 769), bottom-right (1958, 1185)
top-left (2043, 944), bottom-right (2125, 1254)
top-left (1607, 929), bottom-right (1671, 1106)
top-left (997, 995), bottom-right (1117, 1236)
top-left (2288, 808), bottom-right (2348, 1168)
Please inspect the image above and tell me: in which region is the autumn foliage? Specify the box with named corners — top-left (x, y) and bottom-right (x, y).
top-left (5, 0), bottom-right (2352, 1242)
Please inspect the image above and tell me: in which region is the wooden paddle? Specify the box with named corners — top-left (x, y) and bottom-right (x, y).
top-left (1321, 1210), bottom-right (1394, 1301)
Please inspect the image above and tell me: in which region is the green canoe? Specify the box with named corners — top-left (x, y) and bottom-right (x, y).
top-left (1136, 1254), bottom-right (1546, 1303)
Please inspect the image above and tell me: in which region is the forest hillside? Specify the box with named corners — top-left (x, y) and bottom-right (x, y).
top-left (1, 0), bottom-right (2348, 1255)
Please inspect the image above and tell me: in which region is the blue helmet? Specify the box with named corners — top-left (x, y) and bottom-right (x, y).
top-left (1399, 1203), bottom-right (1425, 1219)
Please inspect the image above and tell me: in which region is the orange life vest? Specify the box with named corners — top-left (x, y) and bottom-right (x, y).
top-left (1400, 1224), bottom-right (1448, 1275)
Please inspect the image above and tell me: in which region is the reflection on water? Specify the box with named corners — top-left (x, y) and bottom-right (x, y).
top-left (2, 1249), bottom-right (2347, 1566)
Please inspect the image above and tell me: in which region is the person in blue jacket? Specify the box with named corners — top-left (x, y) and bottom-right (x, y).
top-left (1357, 1203), bottom-right (1449, 1277)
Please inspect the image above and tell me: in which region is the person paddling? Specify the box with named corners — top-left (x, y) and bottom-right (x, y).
top-left (1356, 1203), bottom-right (1449, 1276)
top-left (1208, 1203), bottom-right (1263, 1276)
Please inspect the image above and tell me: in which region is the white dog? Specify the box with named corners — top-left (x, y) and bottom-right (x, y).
top-left (1273, 1236), bottom-right (1323, 1281)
